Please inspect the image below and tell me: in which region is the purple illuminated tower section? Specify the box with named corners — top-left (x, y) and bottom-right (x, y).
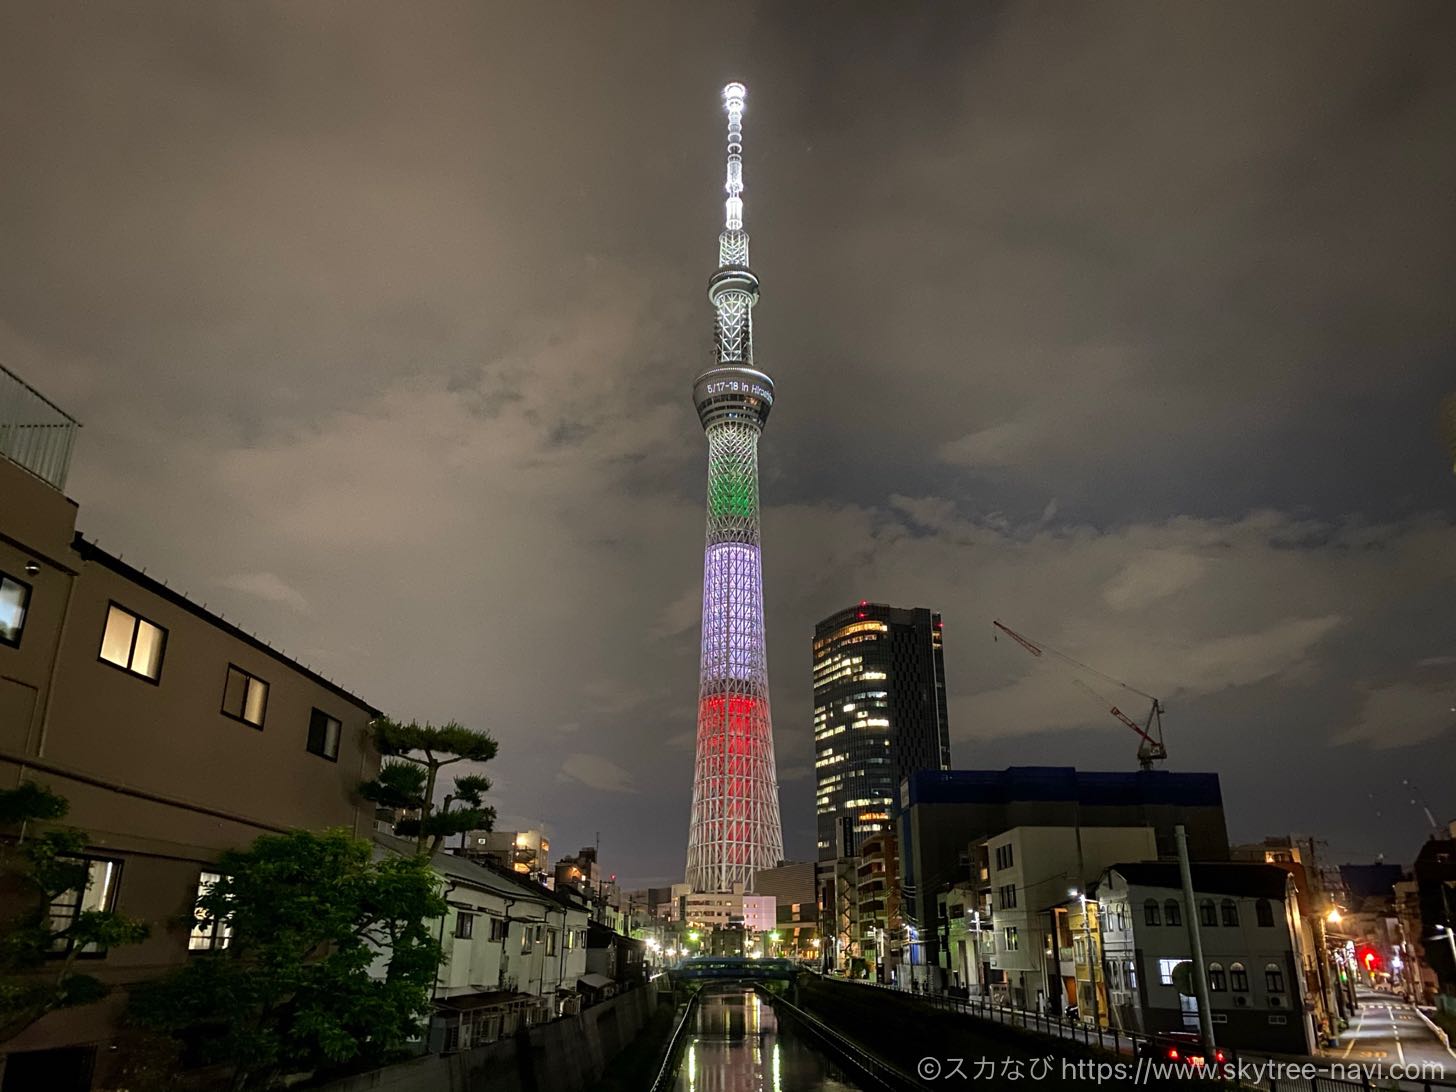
top-left (684, 82), bottom-right (784, 893)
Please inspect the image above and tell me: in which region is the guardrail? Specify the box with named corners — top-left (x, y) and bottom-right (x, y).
top-left (0, 363), bottom-right (79, 490)
top-left (839, 977), bottom-right (1456, 1092)
top-left (647, 989), bottom-right (702, 1092)
top-left (755, 984), bottom-right (930, 1092)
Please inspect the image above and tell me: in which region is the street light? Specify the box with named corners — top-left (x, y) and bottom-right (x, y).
top-left (1327, 908), bottom-right (1343, 925)
top-left (1068, 889), bottom-right (1100, 1028)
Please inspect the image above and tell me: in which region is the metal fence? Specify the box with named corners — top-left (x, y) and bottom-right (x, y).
top-left (0, 363), bottom-right (79, 490)
top-left (841, 978), bottom-right (1455, 1092)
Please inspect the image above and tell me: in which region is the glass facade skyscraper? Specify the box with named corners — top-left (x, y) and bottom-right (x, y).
top-left (813, 603), bottom-right (951, 860)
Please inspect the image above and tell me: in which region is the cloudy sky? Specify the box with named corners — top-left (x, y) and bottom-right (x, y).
top-left (3, 2), bottom-right (1453, 887)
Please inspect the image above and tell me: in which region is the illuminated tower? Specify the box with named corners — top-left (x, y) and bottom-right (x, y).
top-left (685, 82), bottom-right (784, 892)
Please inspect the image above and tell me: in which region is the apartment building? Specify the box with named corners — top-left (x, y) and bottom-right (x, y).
top-left (0, 366), bottom-right (380, 1089)
top-left (381, 837), bottom-right (591, 1052)
top-left (976, 825), bottom-right (1157, 1013)
top-left (1097, 861), bottom-right (1314, 1054)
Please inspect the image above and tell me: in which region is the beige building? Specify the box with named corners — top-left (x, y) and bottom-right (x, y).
top-left (977, 824), bottom-right (1158, 1012)
top-left (460, 828), bottom-right (551, 876)
top-left (0, 366), bottom-right (380, 1088)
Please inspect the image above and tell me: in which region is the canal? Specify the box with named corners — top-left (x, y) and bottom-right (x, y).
top-left (670, 987), bottom-right (866, 1092)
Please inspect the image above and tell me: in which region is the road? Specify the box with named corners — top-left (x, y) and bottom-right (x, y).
top-left (1333, 987), bottom-right (1454, 1074)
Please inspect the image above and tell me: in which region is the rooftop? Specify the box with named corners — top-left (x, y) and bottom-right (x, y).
top-left (0, 363), bottom-right (80, 491)
top-left (73, 535), bottom-right (379, 715)
top-left (905, 766), bottom-right (1223, 808)
top-left (1106, 861), bottom-right (1291, 899)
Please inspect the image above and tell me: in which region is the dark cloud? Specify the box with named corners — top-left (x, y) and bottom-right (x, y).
top-left (2, 1), bottom-right (1453, 885)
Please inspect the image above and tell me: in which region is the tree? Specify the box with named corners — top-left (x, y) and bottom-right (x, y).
top-left (129, 828), bottom-right (444, 1091)
top-left (0, 782), bottom-right (149, 1044)
top-left (358, 717), bottom-right (498, 856)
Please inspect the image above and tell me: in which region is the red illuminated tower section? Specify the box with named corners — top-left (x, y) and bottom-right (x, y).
top-left (684, 82), bottom-right (783, 892)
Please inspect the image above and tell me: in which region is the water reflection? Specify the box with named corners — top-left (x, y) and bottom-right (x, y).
top-left (672, 988), bottom-right (861, 1092)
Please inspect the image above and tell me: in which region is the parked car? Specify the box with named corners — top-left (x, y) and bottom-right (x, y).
top-left (1136, 1032), bottom-right (1227, 1068)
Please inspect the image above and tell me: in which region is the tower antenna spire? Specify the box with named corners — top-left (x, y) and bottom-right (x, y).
top-left (723, 82), bottom-right (746, 232)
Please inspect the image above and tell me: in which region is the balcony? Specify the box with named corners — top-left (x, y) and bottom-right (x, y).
top-left (0, 364), bottom-right (79, 490)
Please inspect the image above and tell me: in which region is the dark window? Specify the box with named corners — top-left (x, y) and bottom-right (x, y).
top-left (1221, 900), bottom-right (1239, 927)
top-left (98, 603), bottom-right (167, 681)
top-left (1144, 899), bottom-right (1161, 926)
top-left (48, 857), bottom-right (123, 958)
top-left (1164, 899), bottom-right (1182, 926)
top-left (455, 912), bottom-right (474, 940)
top-left (1200, 899), bottom-right (1217, 927)
top-left (1208, 961), bottom-right (1226, 991)
top-left (221, 664), bottom-right (268, 728)
top-left (1255, 899), bottom-right (1274, 927)
top-left (998, 884), bottom-right (1017, 909)
top-left (489, 917), bottom-right (504, 942)
top-left (0, 571), bottom-right (33, 648)
top-left (1230, 962), bottom-right (1249, 991)
top-left (1265, 962), bottom-right (1285, 993)
top-left (307, 708), bottom-right (341, 760)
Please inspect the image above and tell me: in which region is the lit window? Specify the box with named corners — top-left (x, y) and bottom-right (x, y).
top-left (221, 665), bottom-right (269, 728)
top-left (1158, 958), bottom-right (1180, 985)
top-left (307, 708), bottom-right (341, 760)
top-left (0, 572), bottom-right (32, 648)
top-left (50, 857), bottom-right (122, 957)
top-left (1003, 927), bottom-right (1019, 951)
top-left (188, 870), bottom-right (233, 951)
top-left (1208, 961), bottom-right (1227, 991)
top-left (98, 603), bottom-right (167, 681)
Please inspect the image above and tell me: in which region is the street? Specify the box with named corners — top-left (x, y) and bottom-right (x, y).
top-left (1332, 988), bottom-right (1455, 1073)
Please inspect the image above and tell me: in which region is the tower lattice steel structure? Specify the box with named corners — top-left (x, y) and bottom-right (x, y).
top-left (684, 82), bottom-right (784, 892)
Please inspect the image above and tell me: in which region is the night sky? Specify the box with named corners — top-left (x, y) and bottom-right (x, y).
top-left (3, 3), bottom-right (1453, 887)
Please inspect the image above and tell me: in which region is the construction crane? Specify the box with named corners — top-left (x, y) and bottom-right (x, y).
top-left (992, 619), bottom-right (1168, 770)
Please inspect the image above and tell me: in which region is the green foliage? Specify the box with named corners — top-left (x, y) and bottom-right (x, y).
top-left (0, 783), bottom-right (149, 1045)
top-left (360, 717), bottom-right (499, 856)
top-left (129, 828), bottom-right (445, 1091)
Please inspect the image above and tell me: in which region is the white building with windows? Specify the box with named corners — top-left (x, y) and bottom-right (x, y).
top-left (1096, 861), bottom-right (1314, 1054)
top-left (976, 825), bottom-right (1158, 1012)
top-left (375, 834), bottom-right (591, 1053)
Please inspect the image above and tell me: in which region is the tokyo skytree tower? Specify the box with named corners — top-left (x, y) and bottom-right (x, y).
top-left (684, 82), bottom-right (784, 892)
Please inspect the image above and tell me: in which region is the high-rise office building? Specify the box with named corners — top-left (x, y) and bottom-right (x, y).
top-left (684, 83), bottom-right (784, 892)
top-left (813, 603), bottom-right (951, 860)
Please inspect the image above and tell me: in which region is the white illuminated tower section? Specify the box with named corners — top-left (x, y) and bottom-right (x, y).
top-left (685, 82), bottom-right (784, 892)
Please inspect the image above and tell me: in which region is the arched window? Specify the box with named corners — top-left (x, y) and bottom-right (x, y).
top-left (1265, 962), bottom-right (1285, 993)
top-left (1200, 899), bottom-right (1217, 927)
top-left (1164, 899), bottom-right (1182, 926)
top-left (1221, 899), bottom-right (1239, 927)
top-left (1230, 962), bottom-right (1249, 991)
top-left (1208, 961), bottom-right (1227, 991)
top-left (1255, 899), bottom-right (1274, 927)
top-left (1145, 899), bottom-right (1161, 926)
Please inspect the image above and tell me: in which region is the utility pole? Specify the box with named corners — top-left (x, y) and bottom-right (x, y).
top-left (1176, 825), bottom-right (1216, 1055)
